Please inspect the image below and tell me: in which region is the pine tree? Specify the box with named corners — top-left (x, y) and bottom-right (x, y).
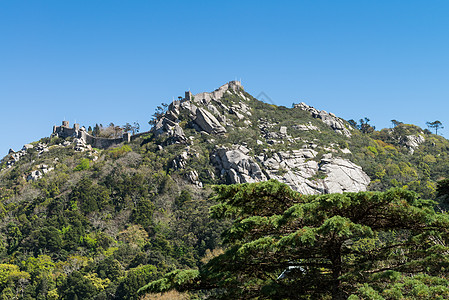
top-left (92, 124), bottom-right (101, 137)
top-left (141, 180), bottom-right (449, 299)
top-left (426, 120), bottom-right (444, 135)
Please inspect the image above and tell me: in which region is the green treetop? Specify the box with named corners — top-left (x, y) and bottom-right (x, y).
top-left (426, 120), bottom-right (444, 135)
top-left (141, 180), bottom-right (449, 299)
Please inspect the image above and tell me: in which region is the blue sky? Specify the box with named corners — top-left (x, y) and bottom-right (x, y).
top-left (1, 1), bottom-right (449, 155)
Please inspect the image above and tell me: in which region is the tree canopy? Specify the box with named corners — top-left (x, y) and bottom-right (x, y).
top-left (142, 180), bottom-right (449, 299)
top-left (348, 117), bottom-right (376, 134)
top-left (426, 120), bottom-right (444, 135)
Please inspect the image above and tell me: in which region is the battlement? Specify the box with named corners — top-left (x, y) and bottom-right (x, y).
top-left (185, 91), bottom-right (192, 101)
top-left (193, 80), bottom-right (243, 105)
top-left (52, 81), bottom-right (243, 149)
top-left (53, 121), bottom-right (80, 138)
top-left (52, 121), bottom-right (139, 149)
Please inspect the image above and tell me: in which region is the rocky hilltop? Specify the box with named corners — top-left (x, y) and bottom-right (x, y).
top-left (3, 80), bottom-right (442, 198)
top-left (152, 81), bottom-right (369, 194)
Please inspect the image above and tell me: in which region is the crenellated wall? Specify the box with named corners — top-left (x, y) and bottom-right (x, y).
top-left (52, 121), bottom-right (139, 149)
top-left (51, 86), bottom-right (206, 149)
top-left (193, 80), bottom-right (242, 105)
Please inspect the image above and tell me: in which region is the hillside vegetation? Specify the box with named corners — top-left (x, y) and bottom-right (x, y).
top-left (1, 82), bottom-right (449, 299)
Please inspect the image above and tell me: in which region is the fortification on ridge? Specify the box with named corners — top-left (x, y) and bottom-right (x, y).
top-left (51, 81), bottom-right (243, 149)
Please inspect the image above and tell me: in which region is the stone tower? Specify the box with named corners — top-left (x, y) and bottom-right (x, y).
top-left (185, 91), bottom-right (192, 101)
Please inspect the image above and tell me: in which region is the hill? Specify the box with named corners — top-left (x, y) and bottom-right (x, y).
top-left (1, 81), bottom-right (449, 299)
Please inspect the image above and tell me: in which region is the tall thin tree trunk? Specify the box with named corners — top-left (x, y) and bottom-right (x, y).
top-left (331, 245), bottom-right (343, 300)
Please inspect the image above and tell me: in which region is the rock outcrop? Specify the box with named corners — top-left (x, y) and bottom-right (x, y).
top-left (257, 149), bottom-right (320, 194)
top-left (211, 147), bottom-right (267, 184)
top-left (152, 117), bottom-right (187, 144)
top-left (171, 151), bottom-right (189, 170)
top-left (294, 102), bottom-right (352, 137)
top-left (35, 143), bottom-right (50, 155)
top-left (170, 150), bottom-right (203, 187)
top-left (147, 81), bottom-right (370, 193)
top-left (176, 141), bottom-right (369, 194)
top-left (27, 164), bottom-right (54, 182)
top-left (319, 155), bottom-right (371, 193)
top-left (402, 134), bottom-right (425, 154)
top-left (5, 143), bottom-right (49, 169)
top-left (74, 138), bottom-right (93, 152)
top-left (41, 81), bottom-right (370, 195)
top-left (7, 149), bottom-right (27, 168)
top-left (210, 146), bottom-right (370, 194)
top-left (256, 150), bottom-right (370, 194)
top-left (194, 108), bottom-right (226, 135)
top-left (159, 93), bottom-right (228, 138)
top-left (292, 122), bottom-right (319, 131)
top-left (186, 170), bottom-right (203, 188)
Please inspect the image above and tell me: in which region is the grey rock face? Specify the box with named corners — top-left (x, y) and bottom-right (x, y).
top-left (171, 151), bottom-right (189, 170)
top-left (23, 144), bottom-right (34, 150)
top-left (212, 147), bottom-right (267, 184)
top-left (207, 104), bottom-right (221, 116)
top-left (159, 99), bottom-right (227, 137)
top-left (280, 126), bottom-right (287, 135)
top-left (258, 149), bottom-right (321, 194)
top-left (402, 134), bottom-right (425, 154)
top-left (35, 143), bottom-right (49, 155)
top-left (210, 146), bottom-right (370, 194)
top-left (7, 150), bottom-right (26, 168)
top-left (292, 123), bottom-right (319, 131)
top-left (170, 151), bottom-right (203, 187)
top-left (178, 101), bottom-right (198, 116)
top-left (186, 170), bottom-right (203, 188)
top-left (319, 156), bottom-right (371, 193)
top-left (145, 81), bottom-right (369, 194)
top-left (194, 108), bottom-right (227, 135)
top-left (153, 117), bottom-right (187, 144)
top-left (5, 143), bottom-right (50, 169)
top-left (256, 150), bottom-right (370, 194)
top-left (151, 82), bottom-right (245, 139)
top-left (294, 102), bottom-right (351, 137)
top-left (73, 138), bottom-right (93, 152)
top-left (229, 108), bottom-right (244, 120)
top-left (27, 170), bottom-right (42, 182)
top-left (26, 164), bottom-right (54, 182)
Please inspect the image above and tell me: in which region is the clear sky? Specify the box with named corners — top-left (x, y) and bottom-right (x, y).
top-left (1, 1), bottom-right (449, 156)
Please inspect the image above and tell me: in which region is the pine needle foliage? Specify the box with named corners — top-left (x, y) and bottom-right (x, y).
top-left (143, 180), bottom-right (449, 299)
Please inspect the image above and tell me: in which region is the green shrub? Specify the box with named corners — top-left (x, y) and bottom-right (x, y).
top-left (131, 199), bottom-right (155, 229)
top-left (74, 158), bottom-right (90, 171)
top-left (109, 145), bottom-right (132, 158)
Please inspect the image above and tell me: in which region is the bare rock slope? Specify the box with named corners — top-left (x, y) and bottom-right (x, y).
top-left (152, 81), bottom-right (371, 194)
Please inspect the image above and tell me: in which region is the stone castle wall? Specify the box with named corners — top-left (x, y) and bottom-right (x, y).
top-left (193, 80), bottom-right (242, 105)
top-left (51, 86), bottom-right (215, 148)
top-left (52, 122), bottom-right (142, 149)
top-left (130, 131), bottom-right (150, 141)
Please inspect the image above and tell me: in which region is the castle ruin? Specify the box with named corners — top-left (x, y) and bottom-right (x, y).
top-left (52, 91), bottom-right (191, 149)
top-left (52, 81), bottom-right (242, 149)
top-left (52, 121), bottom-right (133, 149)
